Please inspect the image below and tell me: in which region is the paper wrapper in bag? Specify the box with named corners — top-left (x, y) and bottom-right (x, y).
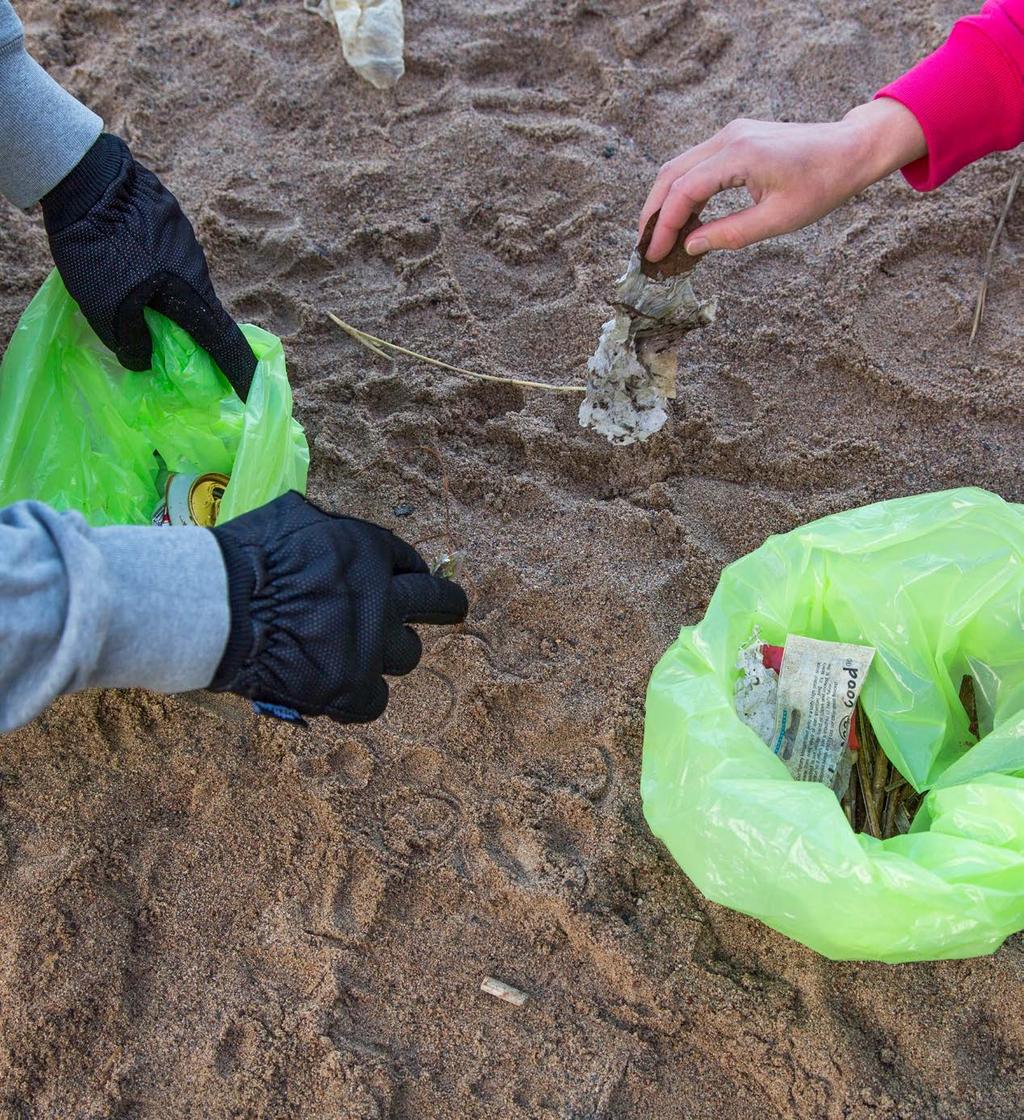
top-left (308, 0), bottom-right (405, 90)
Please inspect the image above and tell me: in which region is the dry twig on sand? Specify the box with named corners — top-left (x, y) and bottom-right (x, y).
top-left (970, 170), bottom-right (1022, 346)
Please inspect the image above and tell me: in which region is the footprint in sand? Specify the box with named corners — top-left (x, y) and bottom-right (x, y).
top-left (379, 788), bottom-right (462, 865)
top-left (380, 668), bottom-right (458, 741)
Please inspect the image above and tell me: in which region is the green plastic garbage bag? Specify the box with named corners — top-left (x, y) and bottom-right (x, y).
top-left (643, 487), bottom-right (1024, 963)
top-left (0, 270), bottom-right (308, 525)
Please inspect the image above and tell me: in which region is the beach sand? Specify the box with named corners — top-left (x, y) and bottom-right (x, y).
top-left (1, 0), bottom-right (1023, 1116)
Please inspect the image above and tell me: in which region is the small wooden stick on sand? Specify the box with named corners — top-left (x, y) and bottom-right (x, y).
top-left (970, 170), bottom-right (1022, 346)
top-left (480, 976), bottom-right (529, 1007)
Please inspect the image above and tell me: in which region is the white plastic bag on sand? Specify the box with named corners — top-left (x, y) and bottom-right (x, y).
top-left (305, 0), bottom-right (405, 90)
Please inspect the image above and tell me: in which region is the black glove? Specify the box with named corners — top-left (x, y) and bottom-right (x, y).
top-left (40, 133), bottom-right (256, 400)
top-left (209, 492), bottom-right (468, 722)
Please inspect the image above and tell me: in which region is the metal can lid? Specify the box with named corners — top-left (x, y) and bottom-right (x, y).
top-left (189, 473), bottom-right (230, 528)
top-left (165, 471), bottom-right (230, 527)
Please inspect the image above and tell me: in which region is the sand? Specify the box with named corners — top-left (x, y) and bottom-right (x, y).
top-left (1, 0), bottom-right (1023, 1116)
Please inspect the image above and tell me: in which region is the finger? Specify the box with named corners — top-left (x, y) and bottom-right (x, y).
top-left (390, 533), bottom-right (430, 576)
top-left (327, 676), bottom-right (390, 724)
top-left (638, 133), bottom-right (731, 239)
top-left (113, 279), bottom-right (159, 371)
top-left (391, 572), bottom-right (468, 626)
top-left (150, 275), bottom-right (257, 400)
top-left (382, 624), bottom-right (423, 676)
top-left (203, 321), bottom-right (257, 402)
top-left (690, 195), bottom-right (792, 253)
top-left (646, 153), bottom-right (747, 261)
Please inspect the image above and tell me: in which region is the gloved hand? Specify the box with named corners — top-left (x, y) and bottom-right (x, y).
top-left (40, 133), bottom-right (257, 400)
top-left (208, 492), bottom-right (468, 722)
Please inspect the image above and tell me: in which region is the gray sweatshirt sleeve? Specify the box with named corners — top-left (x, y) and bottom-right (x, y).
top-left (0, 502), bottom-right (230, 731)
top-left (0, 0), bottom-right (102, 207)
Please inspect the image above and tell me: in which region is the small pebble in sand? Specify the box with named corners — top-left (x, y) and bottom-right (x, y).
top-left (480, 976), bottom-right (529, 1007)
top-left (392, 503), bottom-right (415, 517)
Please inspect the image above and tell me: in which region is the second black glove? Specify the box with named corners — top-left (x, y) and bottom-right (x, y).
top-left (209, 492), bottom-right (468, 722)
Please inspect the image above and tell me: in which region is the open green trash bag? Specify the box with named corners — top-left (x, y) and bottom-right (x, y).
top-left (643, 488), bottom-right (1024, 963)
top-left (0, 270), bottom-right (308, 525)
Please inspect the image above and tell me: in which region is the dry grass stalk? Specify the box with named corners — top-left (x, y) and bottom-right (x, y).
top-left (329, 312), bottom-right (391, 358)
top-left (852, 706), bottom-right (926, 839)
top-left (882, 777), bottom-right (905, 838)
top-left (870, 727), bottom-right (889, 806)
top-left (970, 170), bottom-right (1022, 346)
top-left (842, 768), bottom-right (857, 828)
top-left (855, 714), bottom-right (883, 840)
top-left (328, 312), bottom-right (586, 394)
top-left (855, 704), bottom-right (904, 839)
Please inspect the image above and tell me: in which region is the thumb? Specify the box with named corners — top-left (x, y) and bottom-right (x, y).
top-left (686, 196), bottom-right (793, 254)
top-left (113, 278), bottom-right (160, 372)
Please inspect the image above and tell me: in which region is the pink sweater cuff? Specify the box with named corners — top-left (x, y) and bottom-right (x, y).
top-left (876, 0), bottom-right (1024, 190)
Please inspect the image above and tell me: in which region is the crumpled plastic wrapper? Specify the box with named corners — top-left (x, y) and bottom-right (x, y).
top-left (734, 629), bottom-right (778, 747)
top-left (306, 0), bottom-right (405, 90)
top-left (581, 213), bottom-right (716, 445)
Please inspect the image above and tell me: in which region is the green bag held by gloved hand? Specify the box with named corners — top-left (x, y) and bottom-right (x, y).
top-left (643, 487), bottom-right (1024, 963)
top-left (0, 270), bottom-right (308, 525)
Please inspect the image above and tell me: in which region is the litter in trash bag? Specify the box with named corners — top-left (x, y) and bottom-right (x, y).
top-left (735, 631), bottom-right (872, 798)
top-left (643, 488), bottom-right (1024, 963)
top-left (0, 270), bottom-right (309, 526)
top-left (305, 0), bottom-right (405, 90)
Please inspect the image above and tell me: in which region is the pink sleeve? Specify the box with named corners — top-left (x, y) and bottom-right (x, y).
top-left (875, 0), bottom-right (1024, 190)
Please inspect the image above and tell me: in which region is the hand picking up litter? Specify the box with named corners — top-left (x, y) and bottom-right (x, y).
top-left (639, 101), bottom-right (926, 260)
top-left (594, 0), bottom-right (1023, 446)
top-left (640, 0), bottom-right (1024, 259)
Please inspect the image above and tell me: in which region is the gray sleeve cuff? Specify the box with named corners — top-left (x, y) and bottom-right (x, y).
top-left (0, 502), bottom-right (230, 732)
top-left (88, 525), bottom-right (230, 694)
top-left (0, 4), bottom-right (103, 208)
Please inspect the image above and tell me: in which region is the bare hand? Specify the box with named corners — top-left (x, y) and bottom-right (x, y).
top-left (639, 99), bottom-right (927, 261)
